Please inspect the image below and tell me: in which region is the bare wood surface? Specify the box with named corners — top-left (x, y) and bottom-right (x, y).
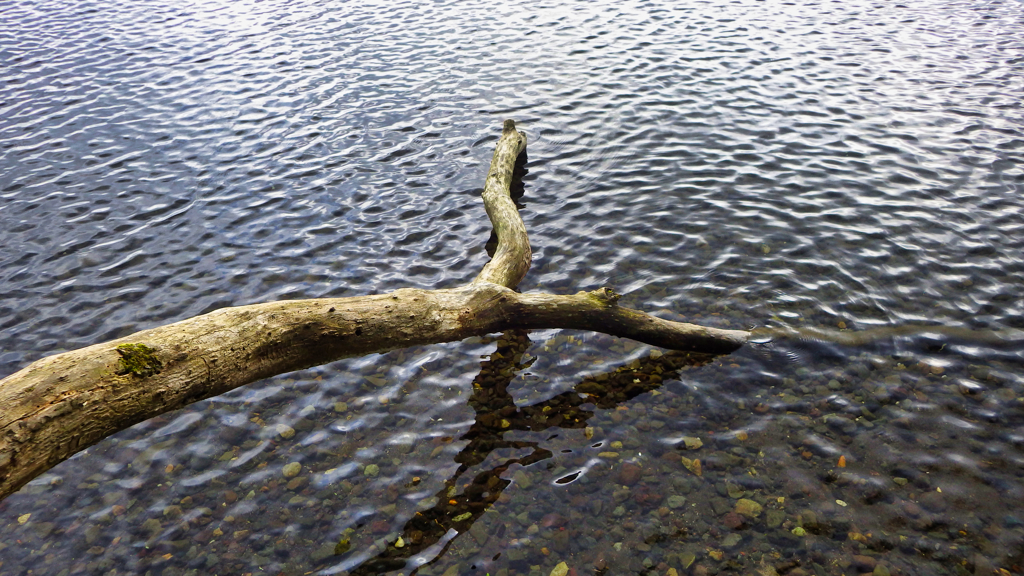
top-left (474, 119), bottom-right (530, 288)
top-left (0, 120), bottom-right (749, 502)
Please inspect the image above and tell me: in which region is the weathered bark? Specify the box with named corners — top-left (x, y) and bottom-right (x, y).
top-left (474, 119), bottom-right (530, 287)
top-left (0, 119), bottom-right (749, 502)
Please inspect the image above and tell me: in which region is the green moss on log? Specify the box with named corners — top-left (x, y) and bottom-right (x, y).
top-left (115, 343), bottom-right (163, 377)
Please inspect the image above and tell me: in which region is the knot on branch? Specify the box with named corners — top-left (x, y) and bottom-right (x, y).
top-left (589, 287), bottom-right (621, 306)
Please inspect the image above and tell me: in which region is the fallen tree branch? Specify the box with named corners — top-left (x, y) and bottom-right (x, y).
top-left (0, 119), bottom-right (749, 502)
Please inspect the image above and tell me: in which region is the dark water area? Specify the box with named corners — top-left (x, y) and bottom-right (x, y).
top-left (2, 0), bottom-right (1024, 574)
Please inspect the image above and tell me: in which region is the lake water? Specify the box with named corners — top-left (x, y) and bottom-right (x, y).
top-left (2, 0), bottom-right (1023, 574)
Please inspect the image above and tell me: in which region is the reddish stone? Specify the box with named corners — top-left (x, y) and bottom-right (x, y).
top-left (618, 462), bottom-right (642, 486)
top-left (851, 555), bottom-right (877, 571)
top-left (634, 486), bottom-right (663, 505)
top-left (721, 512), bottom-right (746, 529)
top-left (901, 501), bottom-right (924, 518)
top-left (541, 513), bottom-right (567, 528)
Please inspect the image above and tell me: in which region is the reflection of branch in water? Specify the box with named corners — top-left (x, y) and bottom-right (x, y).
top-left (343, 331), bottom-right (721, 575)
top-left (754, 324), bottom-right (1024, 348)
top-left (749, 323), bottom-right (1024, 370)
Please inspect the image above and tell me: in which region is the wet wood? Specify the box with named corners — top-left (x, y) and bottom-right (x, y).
top-left (0, 119), bottom-right (749, 502)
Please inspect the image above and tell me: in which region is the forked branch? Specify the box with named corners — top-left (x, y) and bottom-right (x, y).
top-left (0, 120), bottom-right (749, 502)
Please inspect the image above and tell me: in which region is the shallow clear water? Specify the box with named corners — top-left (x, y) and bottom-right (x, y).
top-left (2, 0), bottom-right (1024, 574)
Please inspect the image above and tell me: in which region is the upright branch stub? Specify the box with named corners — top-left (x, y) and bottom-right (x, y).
top-left (474, 119), bottom-right (530, 288)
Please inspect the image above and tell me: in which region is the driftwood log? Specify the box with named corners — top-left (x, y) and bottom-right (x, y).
top-left (0, 119), bottom-right (749, 502)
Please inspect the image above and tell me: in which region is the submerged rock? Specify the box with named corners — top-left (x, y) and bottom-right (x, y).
top-left (735, 499), bottom-right (763, 519)
top-left (667, 495), bottom-right (688, 509)
top-left (276, 424), bottom-right (296, 439)
top-left (618, 462), bottom-right (642, 486)
top-left (279, 462), bottom-right (301, 478)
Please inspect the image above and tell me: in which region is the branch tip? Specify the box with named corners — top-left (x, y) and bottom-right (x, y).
top-left (591, 287), bottom-right (621, 306)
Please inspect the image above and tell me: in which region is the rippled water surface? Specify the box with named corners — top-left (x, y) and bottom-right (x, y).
top-left (3, 0), bottom-right (1024, 574)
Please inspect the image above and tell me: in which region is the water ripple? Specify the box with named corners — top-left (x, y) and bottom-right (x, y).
top-left (2, 0), bottom-right (1024, 574)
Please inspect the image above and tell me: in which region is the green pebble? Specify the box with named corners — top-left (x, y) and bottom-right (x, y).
top-left (767, 510), bottom-right (786, 528)
top-left (722, 533), bottom-right (742, 548)
top-left (141, 518), bottom-right (162, 534)
top-left (734, 498), bottom-right (762, 518)
top-left (666, 495), bottom-right (688, 509)
top-left (283, 462), bottom-right (302, 478)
